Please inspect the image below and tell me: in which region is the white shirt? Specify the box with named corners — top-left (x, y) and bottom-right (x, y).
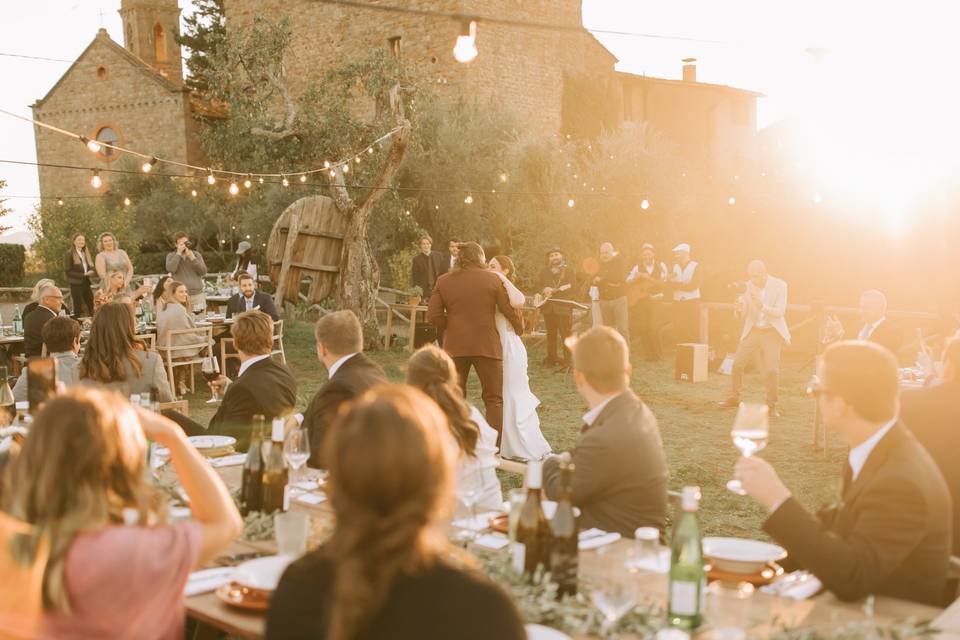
top-left (848, 418), bottom-right (898, 481)
top-left (77, 249), bottom-right (89, 273)
top-left (858, 317), bottom-right (886, 341)
top-left (752, 284), bottom-right (770, 328)
top-left (237, 353), bottom-right (271, 378)
top-left (582, 392), bottom-right (621, 427)
top-left (242, 293), bottom-right (257, 312)
top-left (327, 353), bottom-right (358, 380)
top-left (672, 261), bottom-right (701, 301)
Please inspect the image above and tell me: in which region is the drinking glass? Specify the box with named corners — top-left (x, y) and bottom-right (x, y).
top-left (588, 545), bottom-right (637, 636)
top-left (727, 403), bottom-right (769, 495)
top-left (454, 467), bottom-right (488, 546)
top-left (192, 302), bottom-right (206, 319)
top-left (506, 488), bottom-right (526, 544)
top-left (283, 427), bottom-right (311, 482)
top-left (201, 356), bottom-right (220, 403)
top-left (275, 512), bottom-right (310, 557)
top-left (626, 527), bottom-right (662, 573)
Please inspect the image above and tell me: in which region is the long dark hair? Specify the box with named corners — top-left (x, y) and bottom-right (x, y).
top-left (492, 255), bottom-right (516, 282)
top-left (79, 302), bottom-right (146, 382)
top-left (406, 345), bottom-right (479, 457)
top-left (70, 233), bottom-right (94, 267)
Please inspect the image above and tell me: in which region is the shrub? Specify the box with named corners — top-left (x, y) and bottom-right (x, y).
top-left (0, 244), bottom-right (25, 285)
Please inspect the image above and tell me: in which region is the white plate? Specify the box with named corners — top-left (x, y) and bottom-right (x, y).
top-left (188, 435), bottom-right (236, 450)
top-left (525, 624), bottom-right (571, 640)
top-left (232, 555), bottom-right (294, 592)
top-left (703, 537), bottom-right (786, 575)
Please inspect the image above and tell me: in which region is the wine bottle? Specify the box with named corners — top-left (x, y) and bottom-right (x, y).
top-left (0, 366), bottom-right (14, 426)
top-left (667, 486), bottom-right (705, 630)
top-left (513, 459), bottom-right (548, 576)
top-left (548, 459), bottom-right (578, 597)
top-left (240, 415), bottom-right (266, 515)
top-left (261, 417), bottom-right (289, 514)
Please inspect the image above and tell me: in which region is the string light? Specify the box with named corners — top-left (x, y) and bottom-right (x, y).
top-left (453, 19), bottom-right (478, 63)
top-left (367, 147), bottom-right (374, 155)
top-left (813, 192), bottom-right (823, 204)
top-left (141, 156), bottom-right (158, 173)
top-left (244, 175), bottom-right (253, 189)
top-left (229, 182), bottom-right (240, 195)
top-left (299, 174), bottom-right (307, 183)
top-left (206, 170), bottom-right (216, 185)
top-left (90, 170), bottom-right (102, 189)
top-left (79, 135), bottom-right (101, 153)
top-left (464, 193), bottom-right (474, 204)
top-left (728, 196), bottom-right (736, 205)
top-left (190, 189), bottom-right (198, 197)
top-left (499, 172), bottom-right (508, 183)
top-left (342, 163), bottom-right (350, 173)
top-left (258, 176), bottom-right (265, 185)
top-left (281, 175), bottom-right (289, 187)
top-left (329, 169), bottom-right (336, 178)
top-left (56, 197), bottom-right (64, 206)
top-left (323, 160), bottom-right (331, 169)
top-left (640, 198), bottom-right (650, 210)
top-left (567, 198), bottom-right (575, 208)
top-left (123, 196), bottom-right (131, 206)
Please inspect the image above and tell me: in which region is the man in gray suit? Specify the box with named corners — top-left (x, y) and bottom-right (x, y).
top-left (542, 326), bottom-right (668, 537)
top-left (13, 316), bottom-right (81, 401)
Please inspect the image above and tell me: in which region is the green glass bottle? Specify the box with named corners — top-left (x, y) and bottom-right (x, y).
top-left (667, 486), bottom-right (705, 630)
top-left (548, 459), bottom-right (578, 597)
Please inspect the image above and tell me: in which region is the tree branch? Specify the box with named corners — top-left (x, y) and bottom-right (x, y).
top-left (249, 61), bottom-right (301, 140)
top-left (356, 82), bottom-right (411, 212)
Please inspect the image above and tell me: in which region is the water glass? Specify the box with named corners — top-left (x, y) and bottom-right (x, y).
top-left (275, 512), bottom-right (310, 557)
top-left (506, 488), bottom-right (526, 544)
top-left (283, 427), bottom-right (311, 482)
top-left (587, 545), bottom-right (637, 636)
top-left (626, 527), bottom-right (662, 573)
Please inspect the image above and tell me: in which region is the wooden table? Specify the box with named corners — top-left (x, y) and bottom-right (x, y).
top-left (205, 296), bottom-right (232, 314)
top-left (384, 303), bottom-right (428, 352)
top-left (182, 465), bottom-right (949, 639)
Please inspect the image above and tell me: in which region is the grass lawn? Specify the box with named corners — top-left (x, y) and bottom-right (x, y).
top-left (185, 321), bottom-right (847, 538)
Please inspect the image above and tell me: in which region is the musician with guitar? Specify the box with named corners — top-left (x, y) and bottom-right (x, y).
top-left (627, 243), bottom-right (668, 361)
top-left (536, 248), bottom-right (577, 369)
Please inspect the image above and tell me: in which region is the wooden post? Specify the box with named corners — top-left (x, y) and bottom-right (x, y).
top-left (698, 304), bottom-right (710, 344)
top-left (274, 210), bottom-right (302, 317)
top-left (385, 304), bottom-right (394, 349)
top-left (408, 306), bottom-right (418, 353)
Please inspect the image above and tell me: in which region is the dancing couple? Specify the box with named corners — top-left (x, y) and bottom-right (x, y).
top-left (427, 242), bottom-right (552, 461)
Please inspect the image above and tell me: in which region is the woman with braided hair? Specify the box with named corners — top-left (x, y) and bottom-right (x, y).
top-left (266, 385), bottom-right (524, 640)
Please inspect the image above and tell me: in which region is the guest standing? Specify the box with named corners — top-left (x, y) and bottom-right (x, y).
top-left (12, 316), bottom-right (81, 402)
top-left (93, 232), bottom-right (133, 286)
top-left (266, 385), bottom-right (526, 640)
top-left (295, 310), bottom-right (385, 469)
top-left (542, 326), bottom-right (669, 537)
top-left (231, 240), bottom-right (259, 283)
top-left (156, 281), bottom-right (204, 397)
top-left (407, 345), bottom-right (503, 510)
top-left (628, 243), bottom-right (668, 361)
top-left (593, 242), bottom-right (631, 342)
top-left (669, 243), bottom-right (702, 344)
top-left (226, 272), bottom-right (279, 321)
top-left (63, 233), bottom-right (95, 318)
top-left (165, 231), bottom-right (208, 312)
top-left (410, 234), bottom-right (448, 303)
top-left (446, 238), bottom-right (460, 271)
top-left (0, 388), bottom-right (241, 638)
top-left (23, 283), bottom-right (64, 358)
top-left (537, 247), bottom-right (576, 368)
top-left (736, 341), bottom-right (952, 606)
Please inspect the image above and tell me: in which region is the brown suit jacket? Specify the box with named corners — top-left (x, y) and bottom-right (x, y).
top-left (427, 268), bottom-right (523, 359)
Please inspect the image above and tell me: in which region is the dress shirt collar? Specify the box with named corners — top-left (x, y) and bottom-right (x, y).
top-left (848, 417), bottom-right (897, 481)
top-left (327, 353), bottom-right (358, 380)
top-left (860, 316), bottom-right (885, 339)
top-left (238, 353), bottom-right (271, 378)
top-left (582, 391), bottom-right (622, 427)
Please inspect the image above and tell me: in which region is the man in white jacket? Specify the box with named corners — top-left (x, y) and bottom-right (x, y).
top-left (719, 260), bottom-right (791, 416)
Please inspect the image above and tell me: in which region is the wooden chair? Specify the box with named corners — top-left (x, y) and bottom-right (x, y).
top-left (156, 326), bottom-right (214, 400)
top-left (135, 334), bottom-right (156, 351)
top-left (220, 319), bottom-right (286, 376)
top-left (159, 399), bottom-right (190, 418)
top-left (271, 319), bottom-right (286, 364)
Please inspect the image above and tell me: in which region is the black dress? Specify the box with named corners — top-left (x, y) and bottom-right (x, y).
top-left (266, 550), bottom-right (526, 640)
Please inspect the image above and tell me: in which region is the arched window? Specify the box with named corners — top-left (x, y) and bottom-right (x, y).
top-left (153, 23), bottom-right (167, 62)
top-left (95, 127), bottom-right (120, 160)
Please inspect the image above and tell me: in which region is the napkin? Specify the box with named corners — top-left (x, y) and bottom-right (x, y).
top-left (452, 511), bottom-right (500, 531)
top-left (292, 480), bottom-right (321, 491)
top-left (184, 567), bottom-right (235, 596)
top-left (208, 454), bottom-right (247, 468)
top-left (629, 549), bottom-right (671, 573)
top-left (473, 534), bottom-right (510, 550)
top-left (295, 493), bottom-right (327, 505)
top-left (578, 529), bottom-right (621, 550)
top-left (760, 572), bottom-right (823, 600)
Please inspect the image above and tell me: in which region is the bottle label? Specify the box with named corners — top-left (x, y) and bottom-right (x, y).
top-left (283, 485), bottom-right (290, 512)
top-left (272, 418), bottom-right (285, 442)
top-left (669, 580), bottom-right (699, 616)
top-left (511, 542), bottom-right (526, 574)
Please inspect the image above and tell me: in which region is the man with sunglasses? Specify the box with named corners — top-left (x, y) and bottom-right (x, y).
top-left (735, 340), bottom-right (952, 606)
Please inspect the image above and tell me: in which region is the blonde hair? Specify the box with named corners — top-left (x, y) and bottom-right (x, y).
top-left (100, 270), bottom-right (129, 295)
top-left (96, 232), bottom-right (119, 252)
top-left (231, 310), bottom-right (273, 355)
top-left (0, 388), bottom-right (164, 612)
top-left (570, 326), bottom-right (630, 393)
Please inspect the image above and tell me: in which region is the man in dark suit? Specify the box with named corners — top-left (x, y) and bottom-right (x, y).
top-left (737, 341), bottom-right (952, 606)
top-left (225, 272), bottom-right (279, 321)
top-left (824, 290), bottom-right (902, 358)
top-left (901, 334), bottom-right (960, 555)
top-left (537, 247), bottom-right (576, 369)
top-left (294, 310), bottom-right (386, 469)
top-left (427, 242), bottom-right (522, 437)
top-left (209, 310), bottom-right (297, 451)
top-left (23, 284), bottom-right (65, 358)
top-left (410, 235), bottom-right (448, 303)
top-left (542, 326), bottom-right (668, 537)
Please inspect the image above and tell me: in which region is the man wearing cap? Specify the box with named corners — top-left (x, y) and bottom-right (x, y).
top-left (593, 242), bottom-right (631, 342)
top-left (669, 243), bottom-right (701, 344)
top-left (627, 243), bottom-right (668, 361)
top-left (231, 241), bottom-right (258, 283)
top-left (537, 247), bottom-right (577, 369)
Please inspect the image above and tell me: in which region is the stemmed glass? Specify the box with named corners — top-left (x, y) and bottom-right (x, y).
top-left (283, 427), bottom-right (311, 483)
top-left (192, 302), bottom-right (205, 320)
top-left (726, 403), bottom-right (770, 495)
top-left (588, 545), bottom-right (637, 637)
top-left (201, 356), bottom-right (220, 403)
top-left (454, 466), bottom-right (489, 546)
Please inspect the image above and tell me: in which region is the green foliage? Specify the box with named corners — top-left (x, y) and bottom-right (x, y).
top-left (0, 244), bottom-right (25, 286)
top-left (0, 179), bottom-right (11, 235)
top-left (176, 0), bottom-right (226, 95)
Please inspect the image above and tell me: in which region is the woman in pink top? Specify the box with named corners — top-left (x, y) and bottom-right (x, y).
top-left (0, 387), bottom-right (242, 639)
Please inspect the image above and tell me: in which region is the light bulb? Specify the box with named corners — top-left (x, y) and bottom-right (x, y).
top-left (207, 171), bottom-right (216, 185)
top-left (190, 189), bottom-right (198, 197)
top-left (244, 175), bottom-right (253, 189)
top-left (329, 169), bottom-right (336, 178)
top-left (453, 20), bottom-right (478, 63)
top-left (499, 172), bottom-right (508, 183)
top-left (813, 193), bottom-right (823, 204)
top-left (728, 196), bottom-right (736, 205)
top-left (141, 156), bottom-right (158, 173)
top-left (281, 175), bottom-right (289, 187)
top-left (299, 174), bottom-right (307, 183)
top-left (259, 176), bottom-right (265, 184)
top-left (342, 164), bottom-right (349, 173)
top-left (323, 160), bottom-right (331, 169)
top-left (81, 136), bottom-right (102, 153)
top-left (640, 199), bottom-right (650, 210)
top-left (734, 175), bottom-right (740, 181)
top-left (123, 196), bottom-right (131, 206)
top-left (367, 147), bottom-right (374, 155)
top-left (229, 182), bottom-right (239, 195)
top-left (464, 194), bottom-right (474, 204)
top-left (90, 170), bottom-right (102, 189)
top-left (245, 234), bottom-right (251, 239)
top-left (57, 198), bottom-right (64, 206)
top-left (567, 198), bottom-right (575, 208)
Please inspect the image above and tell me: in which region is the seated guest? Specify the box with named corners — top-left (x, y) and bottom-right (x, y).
top-left (296, 310), bottom-right (385, 468)
top-left (209, 310), bottom-right (296, 451)
top-left (901, 334), bottom-right (960, 555)
top-left (737, 341), bottom-right (952, 606)
top-left (824, 290), bottom-right (902, 357)
top-left (94, 270), bottom-right (149, 313)
top-left (0, 388), bottom-right (241, 638)
top-left (156, 280), bottom-right (203, 397)
top-left (266, 385), bottom-right (526, 640)
top-left (23, 283), bottom-right (65, 358)
top-left (12, 316), bottom-right (81, 402)
top-left (152, 275), bottom-right (174, 314)
top-left (226, 271), bottom-right (279, 321)
top-left (542, 326), bottom-right (668, 537)
top-left (78, 302), bottom-right (174, 402)
top-left (407, 345), bottom-right (502, 511)
top-left (21, 278), bottom-right (56, 321)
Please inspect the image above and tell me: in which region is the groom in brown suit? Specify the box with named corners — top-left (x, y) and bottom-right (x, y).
top-left (427, 242), bottom-right (523, 436)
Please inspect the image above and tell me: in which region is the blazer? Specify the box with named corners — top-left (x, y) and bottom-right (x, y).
top-left (302, 353), bottom-right (387, 468)
top-left (63, 248), bottom-right (94, 286)
top-left (763, 422), bottom-right (952, 606)
top-left (209, 357), bottom-right (297, 451)
top-left (427, 268), bottom-right (523, 360)
top-left (543, 391), bottom-right (669, 538)
top-left (12, 351), bottom-right (80, 402)
top-left (78, 349), bottom-right (174, 403)
top-left (23, 306), bottom-right (57, 358)
top-left (740, 275), bottom-right (791, 344)
top-left (901, 381), bottom-right (960, 555)
top-left (226, 291), bottom-right (279, 321)
top-left (411, 251), bottom-right (448, 298)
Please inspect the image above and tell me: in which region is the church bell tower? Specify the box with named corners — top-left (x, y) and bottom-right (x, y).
top-left (119, 0), bottom-right (183, 85)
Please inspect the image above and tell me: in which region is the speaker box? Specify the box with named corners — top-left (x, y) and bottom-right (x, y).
top-left (675, 343), bottom-right (708, 382)
top-left (414, 324), bottom-right (438, 349)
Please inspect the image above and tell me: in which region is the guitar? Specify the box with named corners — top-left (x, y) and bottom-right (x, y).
top-left (626, 273), bottom-right (661, 306)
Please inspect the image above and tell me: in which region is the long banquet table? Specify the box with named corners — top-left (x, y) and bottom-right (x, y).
top-left (183, 466), bottom-right (951, 639)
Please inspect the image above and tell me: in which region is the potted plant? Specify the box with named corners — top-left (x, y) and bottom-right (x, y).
top-left (407, 285), bottom-right (424, 306)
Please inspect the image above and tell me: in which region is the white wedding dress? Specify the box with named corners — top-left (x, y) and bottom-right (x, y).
top-left (494, 273), bottom-right (552, 461)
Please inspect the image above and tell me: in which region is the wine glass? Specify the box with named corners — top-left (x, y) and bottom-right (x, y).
top-left (201, 356), bottom-right (221, 403)
top-left (192, 301), bottom-right (206, 319)
top-left (454, 467), bottom-right (487, 546)
top-left (588, 545), bottom-right (636, 636)
top-left (283, 427), bottom-right (311, 483)
top-left (726, 403), bottom-right (769, 495)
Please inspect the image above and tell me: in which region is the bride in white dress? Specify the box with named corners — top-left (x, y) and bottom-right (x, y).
top-left (488, 256), bottom-right (552, 461)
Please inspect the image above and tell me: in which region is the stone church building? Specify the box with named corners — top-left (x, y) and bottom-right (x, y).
top-left (33, 0), bottom-right (760, 200)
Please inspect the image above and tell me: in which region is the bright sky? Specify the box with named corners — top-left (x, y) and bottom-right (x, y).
top-left (2, 0), bottom-right (959, 235)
